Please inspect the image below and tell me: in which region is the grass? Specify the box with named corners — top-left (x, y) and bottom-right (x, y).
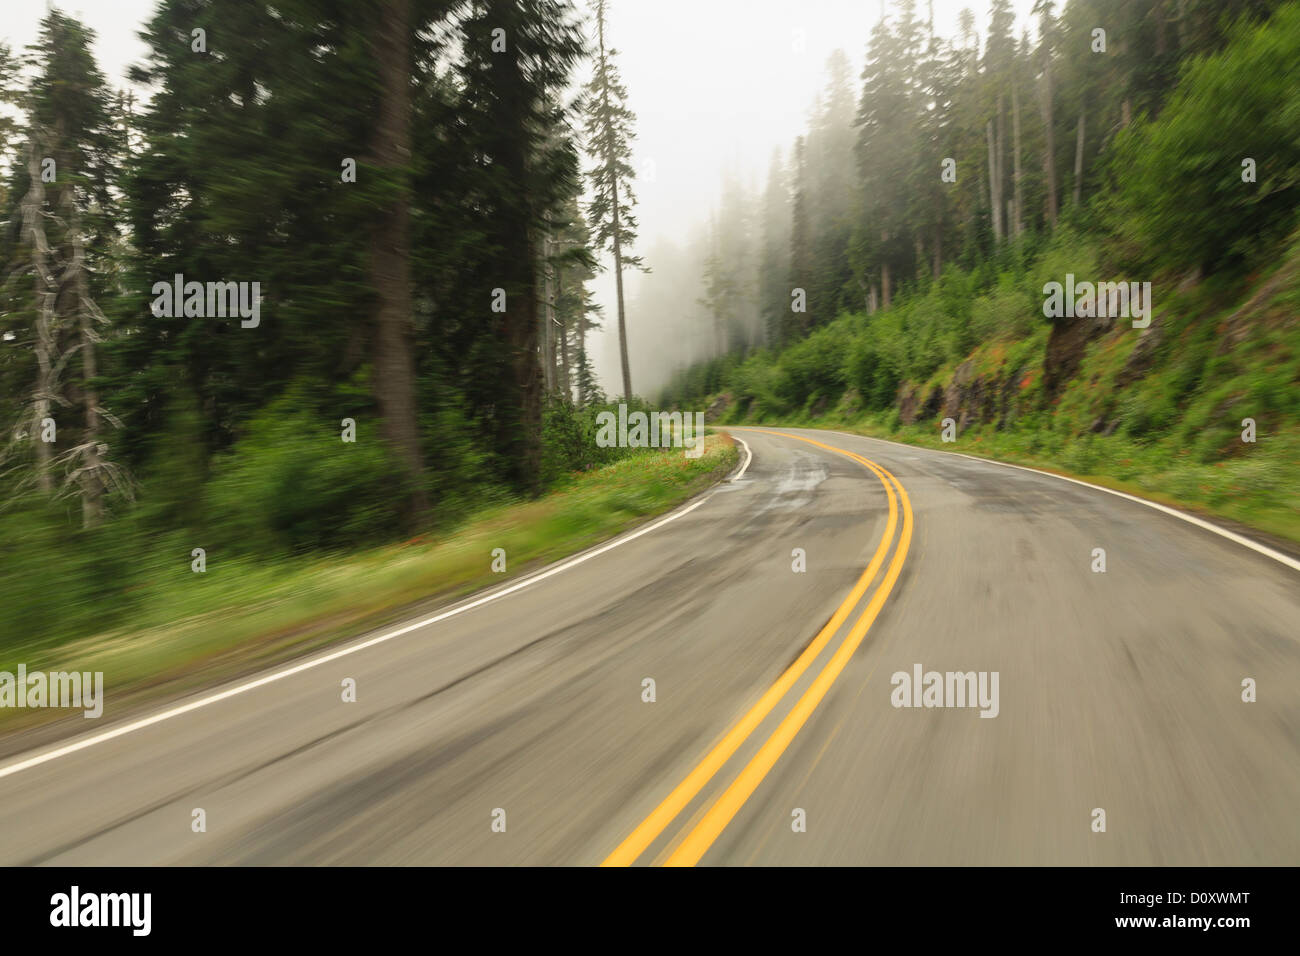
top-left (687, 234), bottom-right (1300, 550)
top-left (0, 435), bottom-right (738, 734)
top-left (745, 409), bottom-right (1300, 549)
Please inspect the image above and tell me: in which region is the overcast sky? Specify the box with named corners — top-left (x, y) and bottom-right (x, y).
top-left (5, 0), bottom-right (1039, 393)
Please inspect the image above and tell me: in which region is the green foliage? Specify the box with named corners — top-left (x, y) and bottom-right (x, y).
top-left (7, 0), bottom-right (1300, 672)
top-left (203, 391), bottom-right (410, 556)
top-left (0, 437), bottom-right (739, 675)
top-left (131, 388), bottom-right (208, 533)
top-left (847, 338), bottom-right (902, 410)
top-left (0, 500), bottom-right (144, 657)
top-left (777, 324), bottom-right (850, 408)
top-left (1106, 2), bottom-right (1300, 274)
top-left (969, 273), bottom-right (1037, 343)
top-left (540, 396), bottom-right (637, 486)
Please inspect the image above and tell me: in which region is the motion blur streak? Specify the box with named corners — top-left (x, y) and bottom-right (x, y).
top-left (664, 435), bottom-right (912, 865)
top-left (602, 436), bottom-right (900, 866)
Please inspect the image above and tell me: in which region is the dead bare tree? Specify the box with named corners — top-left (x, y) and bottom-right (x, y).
top-left (2, 129), bottom-right (130, 524)
top-left (17, 134), bottom-right (60, 496)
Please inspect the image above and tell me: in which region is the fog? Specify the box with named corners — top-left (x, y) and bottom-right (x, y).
top-left (3, 0), bottom-right (1038, 399)
top-left (584, 0), bottom-right (1040, 398)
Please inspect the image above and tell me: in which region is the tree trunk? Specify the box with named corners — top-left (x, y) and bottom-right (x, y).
top-left (596, 12), bottom-right (633, 401)
top-left (68, 189), bottom-right (102, 528)
top-left (541, 232), bottom-right (555, 393)
top-left (24, 136), bottom-right (54, 495)
top-left (1175, 0), bottom-right (1190, 50)
top-left (369, 0), bottom-right (428, 526)
top-left (505, 236), bottom-right (542, 491)
top-left (986, 120), bottom-right (1002, 242)
top-left (611, 174), bottom-right (632, 400)
top-left (880, 228), bottom-right (892, 309)
top-left (576, 300), bottom-right (589, 406)
top-left (1012, 83), bottom-right (1024, 237)
top-left (1040, 49), bottom-right (1059, 227)
top-left (1073, 106), bottom-right (1085, 206)
top-left (996, 95), bottom-right (1006, 236)
top-left (932, 214), bottom-right (942, 279)
top-left (557, 264), bottom-right (570, 400)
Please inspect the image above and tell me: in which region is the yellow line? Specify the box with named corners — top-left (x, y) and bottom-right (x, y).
top-left (600, 432), bottom-right (900, 867)
top-left (663, 434), bottom-right (913, 866)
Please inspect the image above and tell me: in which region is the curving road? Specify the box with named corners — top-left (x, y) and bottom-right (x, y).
top-left (1, 426), bottom-right (1297, 865)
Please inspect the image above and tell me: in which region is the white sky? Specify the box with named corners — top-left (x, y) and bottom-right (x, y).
top-left (4, 0), bottom-right (1039, 394)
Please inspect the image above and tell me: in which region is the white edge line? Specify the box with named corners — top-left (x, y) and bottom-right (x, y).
top-left (728, 434), bottom-right (753, 481)
top-left (0, 462), bottom-right (733, 781)
top-left (763, 425), bottom-right (1300, 575)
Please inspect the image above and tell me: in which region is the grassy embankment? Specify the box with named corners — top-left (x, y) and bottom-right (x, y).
top-left (685, 234), bottom-right (1300, 547)
top-left (0, 435), bottom-right (737, 733)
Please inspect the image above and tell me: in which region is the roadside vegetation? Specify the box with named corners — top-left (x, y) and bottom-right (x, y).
top-left (662, 2), bottom-right (1300, 546)
top-left (0, 431), bottom-right (736, 731)
top-left (0, 4), bottom-right (660, 688)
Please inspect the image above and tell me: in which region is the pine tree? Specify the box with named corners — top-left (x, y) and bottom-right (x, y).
top-left (808, 51), bottom-right (858, 326)
top-left (789, 136), bottom-right (814, 328)
top-left (855, 10), bottom-right (912, 308)
top-left (759, 149), bottom-right (792, 346)
top-left (123, 0), bottom-right (381, 458)
top-left (460, 0), bottom-right (584, 493)
top-left (1034, 0), bottom-right (1060, 228)
top-left (581, 0), bottom-right (644, 401)
top-left (368, 0), bottom-right (429, 528)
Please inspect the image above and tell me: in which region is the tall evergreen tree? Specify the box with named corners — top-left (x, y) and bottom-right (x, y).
top-left (759, 149), bottom-right (792, 346)
top-left (581, 0), bottom-right (644, 401)
top-left (807, 50), bottom-right (858, 326)
top-left (854, 10), bottom-right (912, 309)
top-left (460, 0), bottom-right (584, 492)
top-left (368, 0), bottom-right (429, 527)
top-left (789, 136), bottom-right (814, 327)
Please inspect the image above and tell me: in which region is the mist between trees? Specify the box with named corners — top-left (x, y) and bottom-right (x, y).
top-left (641, 0), bottom-right (1300, 401)
top-left (653, 0), bottom-right (1300, 547)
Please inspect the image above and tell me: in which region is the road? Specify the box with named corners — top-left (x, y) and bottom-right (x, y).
top-left (1, 426), bottom-right (1297, 865)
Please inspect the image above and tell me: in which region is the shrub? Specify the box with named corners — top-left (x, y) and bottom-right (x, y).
top-left (204, 393), bottom-right (410, 555)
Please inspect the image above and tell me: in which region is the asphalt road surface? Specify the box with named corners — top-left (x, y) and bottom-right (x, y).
top-left (1, 426), bottom-right (1297, 865)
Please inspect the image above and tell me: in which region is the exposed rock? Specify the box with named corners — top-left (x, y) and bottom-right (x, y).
top-left (921, 386), bottom-right (943, 420)
top-left (1177, 267), bottom-right (1203, 293)
top-left (1044, 314), bottom-right (1108, 399)
top-left (898, 384), bottom-right (920, 425)
top-left (942, 360), bottom-right (976, 421)
top-left (1216, 262), bottom-right (1294, 354)
top-left (1116, 319), bottom-right (1164, 387)
top-left (705, 391), bottom-right (732, 422)
top-left (996, 365), bottom-right (1021, 430)
top-left (836, 387), bottom-right (863, 418)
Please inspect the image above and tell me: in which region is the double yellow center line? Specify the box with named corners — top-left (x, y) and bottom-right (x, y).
top-left (601, 429), bottom-right (914, 866)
